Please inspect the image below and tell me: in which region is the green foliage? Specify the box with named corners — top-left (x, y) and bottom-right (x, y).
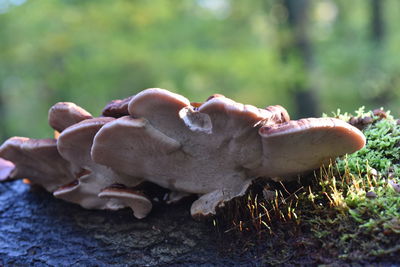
top-left (0, 0), bottom-right (293, 140)
top-left (1, 1), bottom-right (400, 141)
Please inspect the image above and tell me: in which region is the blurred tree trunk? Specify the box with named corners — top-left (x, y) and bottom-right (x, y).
top-left (370, 0), bottom-right (384, 46)
top-left (369, 0), bottom-right (392, 107)
top-left (0, 91), bottom-right (8, 141)
top-left (280, 0), bottom-right (318, 118)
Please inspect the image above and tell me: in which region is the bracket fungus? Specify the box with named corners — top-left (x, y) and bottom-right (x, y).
top-left (0, 102), bottom-right (96, 192)
top-left (0, 88), bottom-right (366, 220)
top-left (49, 102), bottom-right (93, 132)
top-left (91, 88), bottom-right (366, 218)
top-left (98, 185), bottom-right (152, 219)
top-left (0, 137), bottom-right (76, 192)
top-left (55, 117), bottom-right (152, 219)
top-left (0, 157), bottom-right (15, 181)
top-left (102, 96), bottom-right (133, 118)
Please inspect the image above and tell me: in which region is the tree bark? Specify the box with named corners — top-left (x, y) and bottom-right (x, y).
top-left (370, 0), bottom-right (384, 46)
top-left (0, 181), bottom-right (239, 266)
top-left (369, 0), bottom-right (392, 108)
top-left (280, 0), bottom-right (318, 118)
top-left (0, 90), bottom-right (8, 141)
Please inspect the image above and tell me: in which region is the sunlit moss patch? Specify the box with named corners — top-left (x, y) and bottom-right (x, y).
top-left (213, 107), bottom-right (400, 264)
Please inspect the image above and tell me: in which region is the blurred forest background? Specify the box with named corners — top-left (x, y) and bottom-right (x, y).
top-left (0, 0), bottom-right (400, 141)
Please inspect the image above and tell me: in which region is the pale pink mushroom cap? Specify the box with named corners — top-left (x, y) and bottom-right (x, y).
top-left (0, 88), bottom-right (366, 219)
top-left (102, 96), bottom-right (134, 118)
top-left (98, 186), bottom-right (152, 219)
top-left (55, 117), bottom-right (147, 218)
top-left (255, 117), bottom-right (366, 178)
top-left (49, 102), bottom-right (93, 132)
top-left (91, 88), bottom-right (303, 217)
top-left (0, 137), bottom-right (75, 191)
top-left (0, 157), bottom-right (15, 181)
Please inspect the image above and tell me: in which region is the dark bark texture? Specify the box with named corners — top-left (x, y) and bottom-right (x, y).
top-left (0, 181), bottom-right (258, 266)
top-left (0, 180), bottom-right (398, 266)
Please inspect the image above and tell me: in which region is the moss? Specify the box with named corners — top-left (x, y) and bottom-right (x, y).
top-left (331, 107), bottom-right (400, 234)
top-left (214, 107), bottom-right (400, 264)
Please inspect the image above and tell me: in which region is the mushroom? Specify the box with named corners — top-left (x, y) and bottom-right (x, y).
top-left (252, 118), bottom-right (366, 180)
top-left (98, 185), bottom-right (152, 219)
top-left (90, 88), bottom-right (364, 219)
top-left (102, 96), bottom-right (134, 118)
top-left (0, 88), bottom-right (366, 220)
top-left (55, 117), bottom-right (151, 218)
top-left (48, 102), bottom-right (93, 133)
top-left (0, 102), bottom-right (96, 191)
top-left (0, 137), bottom-right (76, 191)
top-left (92, 89), bottom-right (288, 192)
top-left (0, 157), bottom-right (15, 181)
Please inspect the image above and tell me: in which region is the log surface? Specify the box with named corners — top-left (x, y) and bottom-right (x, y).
top-left (0, 181), bottom-right (254, 266)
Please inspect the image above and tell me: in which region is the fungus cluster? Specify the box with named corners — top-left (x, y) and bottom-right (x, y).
top-left (0, 88), bottom-right (366, 219)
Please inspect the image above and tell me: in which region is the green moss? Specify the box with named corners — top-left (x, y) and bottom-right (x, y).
top-left (216, 107), bottom-right (400, 264)
top-left (335, 109), bottom-right (400, 174)
top-left (331, 108), bottom-right (400, 234)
